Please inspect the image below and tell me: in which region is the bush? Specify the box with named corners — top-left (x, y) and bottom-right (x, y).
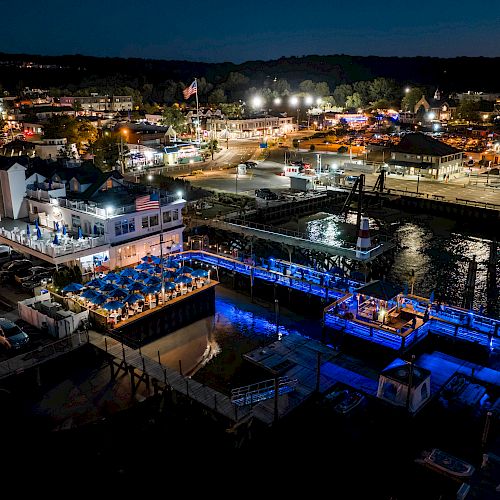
top-left (309, 144), bottom-right (315, 151)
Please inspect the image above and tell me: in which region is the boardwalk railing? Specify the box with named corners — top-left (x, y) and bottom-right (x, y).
top-left (90, 333), bottom-right (255, 423)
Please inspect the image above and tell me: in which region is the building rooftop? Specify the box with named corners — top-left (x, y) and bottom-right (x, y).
top-left (392, 133), bottom-right (460, 156)
top-left (381, 359), bottom-right (431, 388)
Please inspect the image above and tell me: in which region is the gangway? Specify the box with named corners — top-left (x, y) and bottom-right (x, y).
top-left (231, 376), bottom-right (298, 406)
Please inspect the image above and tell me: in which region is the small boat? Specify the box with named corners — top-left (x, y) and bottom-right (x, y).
top-left (419, 448), bottom-right (475, 478)
top-left (334, 390), bottom-right (365, 414)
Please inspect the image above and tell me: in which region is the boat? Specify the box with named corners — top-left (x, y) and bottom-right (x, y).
top-left (333, 390), bottom-right (365, 414)
top-left (418, 448), bottom-right (475, 479)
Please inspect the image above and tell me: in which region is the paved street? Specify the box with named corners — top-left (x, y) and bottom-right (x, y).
top-left (182, 140), bottom-right (500, 206)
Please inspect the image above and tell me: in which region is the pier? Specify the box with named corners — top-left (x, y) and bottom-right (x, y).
top-left (168, 251), bottom-right (500, 354)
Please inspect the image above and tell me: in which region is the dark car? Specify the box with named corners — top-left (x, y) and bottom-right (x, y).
top-left (255, 188), bottom-right (278, 200)
top-left (17, 266), bottom-right (54, 283)
top-left (245, 161), bottom-right (257, 168)
top-left (2, 259), bottom-right (32, 272)
top-left (0, 318), bottom-right (30, 350)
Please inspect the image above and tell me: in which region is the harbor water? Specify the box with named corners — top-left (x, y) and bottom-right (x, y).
top-left (302, 210), bottom-right (499, 312)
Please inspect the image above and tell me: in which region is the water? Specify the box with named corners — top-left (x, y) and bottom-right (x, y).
top-left (303, 212), bottom-right (498, 311)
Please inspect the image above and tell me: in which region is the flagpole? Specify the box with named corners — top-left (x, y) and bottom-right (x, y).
top-left (195, 77), bottom-right (200, 144)
top-left (158, 191), bottom-right (165, 304)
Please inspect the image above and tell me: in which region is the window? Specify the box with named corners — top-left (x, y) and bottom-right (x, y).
top-left (124, 245), bottom-right (136, 258)
top-left (163, 211), bottom-right (172, 223)
top-left (94, 222), bottom-right (104, 235)
top-left (149, 215), bottom-right (159, 227)
top-left (71, 215), bottom-right (81, 229)
top-left (115, 219), bottom-right (134, 236)
top-left (172, 209), bottom-right (179, 221)
top-left (142, 216), bottom-right (149, 229)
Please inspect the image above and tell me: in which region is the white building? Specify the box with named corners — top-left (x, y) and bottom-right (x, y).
top-left (0, 157), bottom-right (30, 219)
top-left (0, 161), bottom-right (185, 275)
top-left (34, 138), bottom-right (80, 161)
top-left (60, 95), bottom-right (133, 112)
top-left (206, 116), bottom-right (296, 139)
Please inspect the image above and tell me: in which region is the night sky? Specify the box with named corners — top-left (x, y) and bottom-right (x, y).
top-left (2, 0), bottom-right (499, 62)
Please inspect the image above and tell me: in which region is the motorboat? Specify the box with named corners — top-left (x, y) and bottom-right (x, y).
top-left (333, 389), bottom-right (365, 414)
top-left (418, 448), bottom-right (475, 478)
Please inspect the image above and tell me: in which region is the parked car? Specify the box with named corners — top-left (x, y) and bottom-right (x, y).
top-left (17, 266), bottom-right (54, 283)
top-left (2, 259), bottom-right (32, 272)
top-left (255, 188), bottom-right (278, 200)
top-left (245, 161), bottom-right (257, 168)
top-left (344, 175), bottom-right (360, 187)
top-left (0, 318), bottom-right (30, 350)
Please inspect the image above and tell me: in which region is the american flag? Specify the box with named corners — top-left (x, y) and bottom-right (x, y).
top-left (135, 192), bottom-right (160, 211)
top-left (183, 80), bottom-right (197, 99)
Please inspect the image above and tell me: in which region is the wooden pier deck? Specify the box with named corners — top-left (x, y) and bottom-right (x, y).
top-left (90, 331), bottom-right (322, 426)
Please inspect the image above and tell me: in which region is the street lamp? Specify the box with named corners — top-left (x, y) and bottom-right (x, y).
top-left (252, 95), bottom-right (263, 109)
top-left (273, 97), bottom-right (282, 106)
top-left (405, 87), bottom-right (411, 94)
top-left (416, 170), bottom-right (420, 193)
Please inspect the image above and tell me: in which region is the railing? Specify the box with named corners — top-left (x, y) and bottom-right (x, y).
top-left (0, 227), bottom-right (107, 258)
top-left (206, 218), bottom-right (393, 261)
top-left (231, 376), bottom-right (299, 406)
top-left (0, 330), bottom-right (89, 380)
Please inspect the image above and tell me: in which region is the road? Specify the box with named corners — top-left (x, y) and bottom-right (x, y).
top-left (184, 141), bottom-right (500, 206)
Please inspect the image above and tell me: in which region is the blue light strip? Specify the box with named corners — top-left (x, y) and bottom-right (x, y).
top-left (171, 251), bottom-right (500, 352)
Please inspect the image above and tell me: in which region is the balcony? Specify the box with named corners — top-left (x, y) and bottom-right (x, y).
top-left (0, 224), bottom-right (107, 260)
top-left (26, 182), bottom-right (66, 202)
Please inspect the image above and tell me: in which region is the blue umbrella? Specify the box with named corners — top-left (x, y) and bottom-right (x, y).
top-left (100, 283), bottom-right (117, 292)
top-left (55, 222), bottom-right (60, 233)
top-left (62, 225), bottom-right (67, 236)
top-left (120, 268), bottom-right (137, 278)
top-left (81, 289), bottom-right (99, 299)
top-left (143, 284), bottom-right (161, 295)
top-left (163, 282), bottom-right (176, 290)
top-left (88, 293), bottom-right (106, 305)
top-left (141, 255), bottom-right (153, 262)
top-left (163, 270), bottom-right (176, 279)
top-left (145, 276), bottom-right (161, 285)
top-left (175, 275), bottom-right (192, 284)
top-left (36, 227), bottom-right (42, 240)
top-left (111, 288), bottom-right (128, 299)
top-left (93, 224), bottom-right (99, 235)
top-left (135, 262), bottom-right (151, 271)
top-left (191, 269), bottom-right (208, 278)
top-left (177, 266), bottom-right (194, 275)
top-left (77, 227), bottom-right (83, 239)
top-left (403, 282), bottom-right (408, 296)
top-left (53, 234), bottom-right (59, 245)
top-left (102, 301), bottom-right (124, 311)
top-left (115, 276), bottom-right (133, 286)
top-left (128, 282), bottom-right (145, 292)
top-left (104, 273), bottom-right (120, 283)
top-left (26, 224), bottom-right (31, 237)
top-left (87, 278), bottom-right (104, 288)
top-left (150, 256), bottom-right (162, 264)
top-left (134, 271), bottom-right (149, 281)
top-left (148, 265), bottom-right (162, 274)
top-left (34, 218), bottom-right (39, 229)
top-left (124, 293), bottom-right (144, 304)
top-left (62, 283), bottom-right (84, 293)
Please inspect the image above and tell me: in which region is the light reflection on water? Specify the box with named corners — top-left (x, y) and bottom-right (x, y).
top-left (302, 212), bottom-right (494, 310)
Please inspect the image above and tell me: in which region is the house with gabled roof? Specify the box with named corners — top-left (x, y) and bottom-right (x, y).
top-left (414, 89), bottom-right (457, 123)
top-left (388, 132), bottom-right (464, 180)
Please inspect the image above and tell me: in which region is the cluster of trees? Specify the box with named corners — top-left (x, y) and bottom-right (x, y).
top-left (42, 115), bottom-right (122, 170)
top-left (52, 265), bottom-right (82, 289)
